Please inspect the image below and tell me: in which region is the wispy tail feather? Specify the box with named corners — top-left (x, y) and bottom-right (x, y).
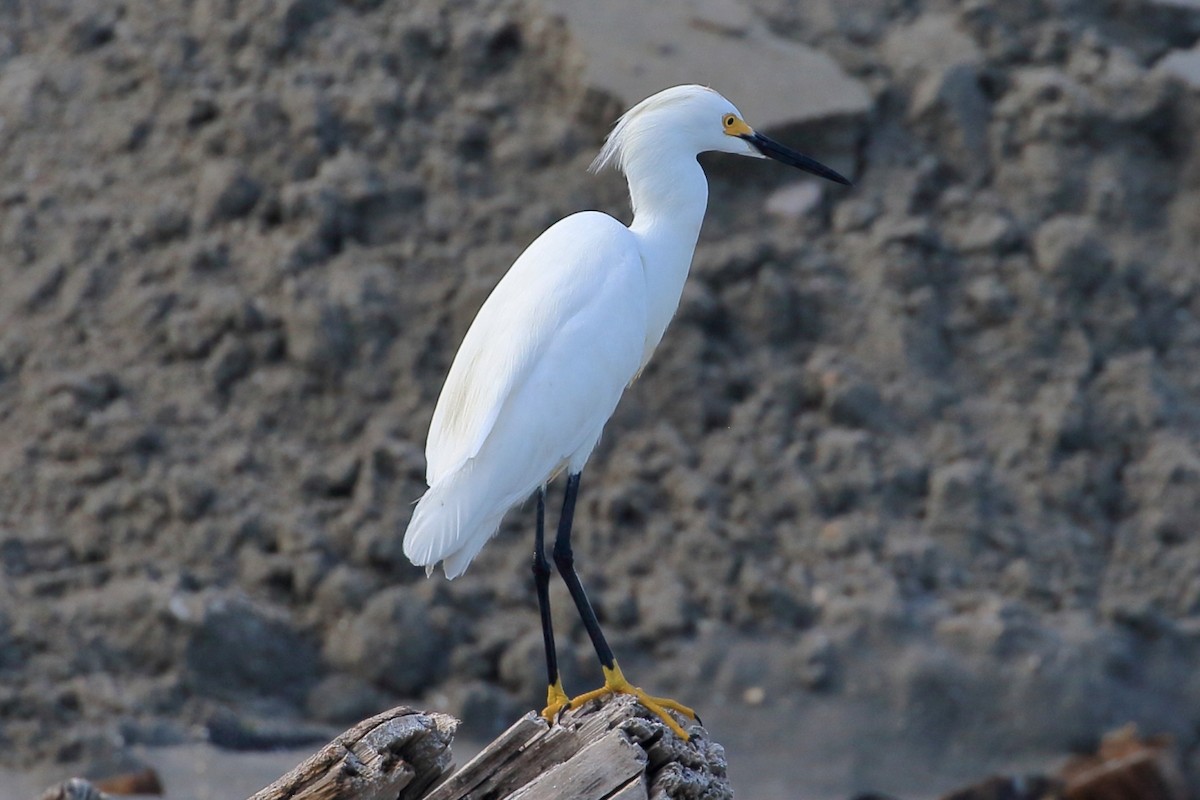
top-left (440, 510), bottom-right (504, 578)
top-left (403, 465), bottom-right (501, 579)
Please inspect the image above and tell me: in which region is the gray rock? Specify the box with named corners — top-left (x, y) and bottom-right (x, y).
top-left (184, 591), bottom-right (319, 704)
top-left (541, 0), bottom-right (871, 130)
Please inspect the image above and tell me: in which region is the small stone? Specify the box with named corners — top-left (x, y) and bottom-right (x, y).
top-left (742, 686), bottom-right (765, 705)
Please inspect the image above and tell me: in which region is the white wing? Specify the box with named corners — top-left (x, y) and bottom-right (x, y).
top-left (406, 211), bottom-right (647, 575)
top-left (424, 211), bottom-right (645, 485)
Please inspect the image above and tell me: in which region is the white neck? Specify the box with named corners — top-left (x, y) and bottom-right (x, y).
top-left (625, 151), bottom-right (709, 368)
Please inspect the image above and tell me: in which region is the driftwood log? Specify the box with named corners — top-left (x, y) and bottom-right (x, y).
top-left (248, 706), bottom-right (457, 800)
top-left (248, 694), bottom-right (731, 800)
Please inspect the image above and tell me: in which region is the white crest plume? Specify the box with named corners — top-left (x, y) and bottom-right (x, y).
top-left (589, 85), bottom-right (721, 175)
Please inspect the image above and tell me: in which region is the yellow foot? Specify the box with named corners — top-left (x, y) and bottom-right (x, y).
top-left (568, 662), bottom-right (696, 741)
top-left (540, 678), bottom-right (570, 723)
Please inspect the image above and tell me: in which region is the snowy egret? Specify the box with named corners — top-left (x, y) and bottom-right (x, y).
top-left (404, 85), bottom-right (850, 739)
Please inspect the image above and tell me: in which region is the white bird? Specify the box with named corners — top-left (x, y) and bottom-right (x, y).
top-left (404, 84), bottom-right (850, 740)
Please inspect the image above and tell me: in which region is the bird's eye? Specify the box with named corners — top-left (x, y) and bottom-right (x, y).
top-left (723, 115), bottom-right (736, 128)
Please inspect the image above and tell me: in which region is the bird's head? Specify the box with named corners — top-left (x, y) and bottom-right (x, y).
top-left (591, 84), bottom-right (851, 186)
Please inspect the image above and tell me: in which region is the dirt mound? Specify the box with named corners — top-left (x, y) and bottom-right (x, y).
top-left (1, 0), bottom-right (1199, 793)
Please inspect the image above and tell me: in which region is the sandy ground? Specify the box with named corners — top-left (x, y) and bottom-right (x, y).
top-left (2, 0), bottom-right (1200, 797)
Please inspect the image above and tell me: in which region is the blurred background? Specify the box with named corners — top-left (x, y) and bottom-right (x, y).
top-left (1, 0), bottom-right (1199, 798)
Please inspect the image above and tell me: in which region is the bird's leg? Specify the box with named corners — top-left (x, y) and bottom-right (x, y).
top-left (534, 488), bottom-right (569, 721)
top-left (552, 473), bottom-right (697, 741)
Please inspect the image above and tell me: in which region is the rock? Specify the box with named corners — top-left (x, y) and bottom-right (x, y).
top-left (184, 591), bottom-right (320, 704)
top-left (541, 0), bottom-right (871, 130)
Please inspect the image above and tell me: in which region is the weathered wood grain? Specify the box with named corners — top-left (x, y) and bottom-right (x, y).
top-left (247, 706), bottom-right (457, 800)
top-left (425, 693), bottom-right (732, 800)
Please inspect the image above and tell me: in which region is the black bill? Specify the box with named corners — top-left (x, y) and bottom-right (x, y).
top-left (742, 132), bottom-right (852, 186)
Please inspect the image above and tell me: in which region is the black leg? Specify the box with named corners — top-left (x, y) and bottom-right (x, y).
top-left (549, 472), bottom-right (697, 740)
top-left (552, 472), bottom-right (617, 670)
top-left (532, 488), bottom-right (560, 691)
